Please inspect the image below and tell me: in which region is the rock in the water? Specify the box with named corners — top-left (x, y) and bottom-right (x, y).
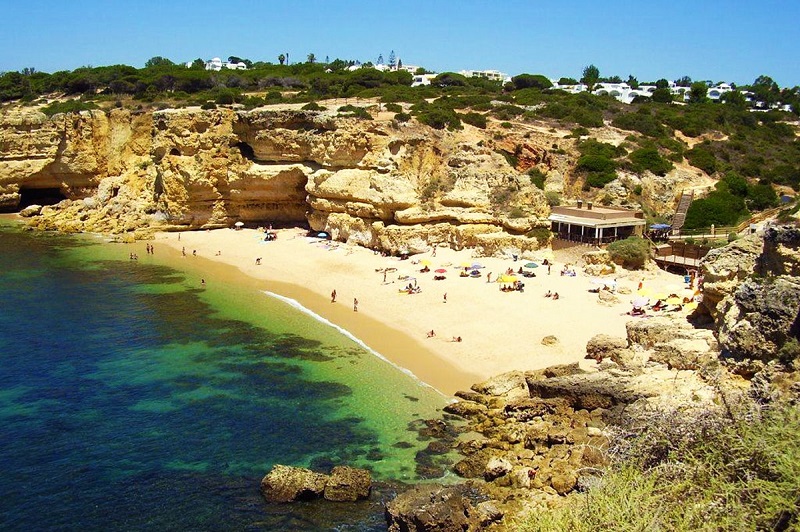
top-left (385, 484), bottom-right (482, 532)
top-left (323, 465), bottom-right (372, 502)
top-left (260, 464), bottom-right (328, 503)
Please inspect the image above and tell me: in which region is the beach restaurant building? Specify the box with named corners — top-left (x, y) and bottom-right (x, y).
top-left (549, 201), bottom-right (646, 245)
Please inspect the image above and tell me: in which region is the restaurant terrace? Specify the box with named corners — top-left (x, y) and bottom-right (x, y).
top-left (549, 201), bottom-right (646, 245)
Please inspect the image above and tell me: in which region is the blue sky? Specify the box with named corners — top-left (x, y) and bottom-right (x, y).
top-left (2, 0), bottom-right (799, 87)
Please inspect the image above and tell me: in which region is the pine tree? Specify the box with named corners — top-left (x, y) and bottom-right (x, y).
top-left (388, 50), bottom-right (396, 68)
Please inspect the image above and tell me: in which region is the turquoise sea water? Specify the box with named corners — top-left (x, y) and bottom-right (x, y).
top-left (0, 220), bottom-right (454, 530)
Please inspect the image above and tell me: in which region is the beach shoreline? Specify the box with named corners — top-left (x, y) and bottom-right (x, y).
top-left (148, 226), bottom-right (690, 396)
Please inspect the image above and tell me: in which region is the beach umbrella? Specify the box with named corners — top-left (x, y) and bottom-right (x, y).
top-left (470, 262), bottom-right (484, 269)
top-left (500, 274), bottom-right (517, 283)
top-left (435, 268), bottom-right (447, 274)
top-left (420, 259), bottom-right (432, 266)
top-left (460, 261), bottom-right (473, 268)
top-left (631, 296), bottom-right (649, 308)
top-left (653, 292), bottom-right (668, 301)
top-left (234, 221), bottom-right (244, 227)
top-left (666, 296), bottom-right (683, 305)
top-left (637, 287), bottom-right (653, 297)
top-left (523, 262), bottom-right (539, 269)
top-left (684, 301), bottom-right (699, 312)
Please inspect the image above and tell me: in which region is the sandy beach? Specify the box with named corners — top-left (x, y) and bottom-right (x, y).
top-left (153, 227), bottom-right (691, 395)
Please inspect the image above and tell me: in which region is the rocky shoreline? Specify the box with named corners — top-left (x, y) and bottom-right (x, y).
top-left (260, 225), bottom-right (800, 530)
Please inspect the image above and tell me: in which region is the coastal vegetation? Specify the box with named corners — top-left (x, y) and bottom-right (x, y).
top-left (2, 58), bottom-right (799, 235)
top-left (520, 404), bottom-right (800, 531)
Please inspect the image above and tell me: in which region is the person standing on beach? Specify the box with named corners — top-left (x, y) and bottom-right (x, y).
top-left (353, 298), bottom-right (358, 312)
top-left (443, 292), bottom-right (447, 303)
top-left (431, 244), bottom-right (436, 257)
top-left (331, 289), bottom-right (337, 303)
top-left (182, 247), bottom-right (186, 257)
top-left (487, 272), bottom-right (492, 283)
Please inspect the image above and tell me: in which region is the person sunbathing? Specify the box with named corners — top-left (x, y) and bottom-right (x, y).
top-left (426, 330), bottom-right (436, 338)
top-left (552, 292), bottom-right (560, 300)
top-left (544, 290), bottom-right (552, 298)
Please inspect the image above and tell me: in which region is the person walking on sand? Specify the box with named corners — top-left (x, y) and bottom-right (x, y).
top-left (353, 298), bottom-right (358, 312)
top-left (431, 244), bottom-right (436, 257)
top-left (443, 292), bottom-right (447, 303)
top-left (182, 247), bottom-right (186, 257)
top-left (487, 272), bottom-right (492, 283)
top-left (331, 289), bottom-right (337, 303)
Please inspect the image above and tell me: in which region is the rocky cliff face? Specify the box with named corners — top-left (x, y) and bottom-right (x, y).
top-left (701, 225), bottom-right (800, 375)
top-left (0, 107), bottom-right (555, 253)
top-left (1, 106), bottom-right (710, 254)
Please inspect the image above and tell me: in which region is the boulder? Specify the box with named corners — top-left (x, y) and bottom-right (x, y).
top-left (541, 335), bottom-right (559, 346)
top-left (260, 464), bottom-right (328, 503)
top-left (526, 371), bottom-right (646, 410)
top-left (718, 276), bottom-right (800, 365)
top-left (585, 334), bottom-right (628, 362)
top-left (385, 484), bottom-right (482, 532)
top-left (19, 204), bottom-right (42, 217)
top-left (323, 465), bottom-right (371, 502)
top-left (471, 371), bottom-right (529, 399)
top-left (443, 400), bottom-right (488, 418)
top-left (484, 457), bottom-right (513, 481)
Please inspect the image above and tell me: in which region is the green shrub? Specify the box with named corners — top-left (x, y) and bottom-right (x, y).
top-left (684, 189), bottom-right (747, 229)
top-left (200, 101), bottom-right (216, 110)
top-left (301, 101), bottom-right (325, 111)
top-left (607, 236), bottom-right (650, 269)
top-left (460, 111), bottom-right (487, 129)
top-left (528, 168), bottom-right (547, 189)
top-left (545, 191), bottom-right (561, 206)
top-left (394, 112), bottom-right (411, 122)
top-left (338, 104), bottom-right (372, 119)
top-left (628, 146), bottom-right (673, 176)
top-left (384, 102), bottom-right (402, 113)
top-left (41, 99), bottom-right (99, 116)
top-left (526, 226), bottom-right (552, 243)
top-left (686, 145), bottom-right (718, 174)
top-left (415, 106), bottom-right (461, 130)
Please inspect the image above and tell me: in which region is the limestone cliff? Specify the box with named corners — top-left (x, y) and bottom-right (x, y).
top-left (0, 106), bottom-right (709, 254)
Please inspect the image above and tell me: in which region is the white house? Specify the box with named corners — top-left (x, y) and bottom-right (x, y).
top-left (411, 74), bottom-right (437, 87)
top-left (203, 57), bottom-right (247, 71)
top-left (459, 69), bottom-right (511, 84)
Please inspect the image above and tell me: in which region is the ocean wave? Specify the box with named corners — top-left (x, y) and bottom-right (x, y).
top-left (263, 290), bottom-right (447, 398)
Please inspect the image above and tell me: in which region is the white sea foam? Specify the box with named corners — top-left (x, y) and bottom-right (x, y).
top-left (263, 290), bottom-right (447, 397)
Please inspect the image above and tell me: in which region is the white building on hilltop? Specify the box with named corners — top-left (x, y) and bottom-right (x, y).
top-left (459, 69), bottom-right (511, 84)
top-left (201, 57), bottom-right (247, 71)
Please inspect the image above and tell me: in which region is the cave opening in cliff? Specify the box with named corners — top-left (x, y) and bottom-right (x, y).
top-left (17, 187), bottom-right (67, 210)
top-left (234, 141), bottom-right (255, 161)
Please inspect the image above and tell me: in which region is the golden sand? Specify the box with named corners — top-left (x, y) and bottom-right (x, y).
top-left (154, 227), bottom-right (689, 395)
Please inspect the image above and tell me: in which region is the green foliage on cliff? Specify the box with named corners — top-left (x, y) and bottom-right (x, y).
top-left (576, 139), bottom-right (626, 188)
top-left (519, 404), bottom-right (800, 532)
top-left (2, 60), bottom-right (798, 195)
top-left (606, 236), bottom-right (650, 269)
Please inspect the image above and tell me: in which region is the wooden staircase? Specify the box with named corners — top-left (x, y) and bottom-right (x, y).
top-left (671, 190), bottom-right (694, 234)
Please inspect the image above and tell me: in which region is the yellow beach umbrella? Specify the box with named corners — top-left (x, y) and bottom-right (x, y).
top-left (420, 259), bottom-right (431, 266)
top-left (684, 301), bottom-right (699, 312)
top-left (500, 274), bottom-right (517, 283)
top-left (637, 288), bottom-right (653, 297)
top-left (666, 296), bottom-right (683, 305)
top-left (460, 261), bottom-right (473, 268)
top-left (652, 292), bottom-right (668, 301)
